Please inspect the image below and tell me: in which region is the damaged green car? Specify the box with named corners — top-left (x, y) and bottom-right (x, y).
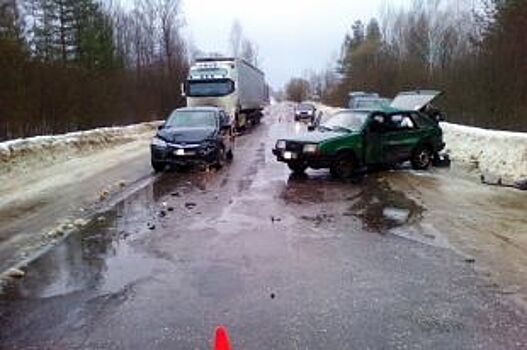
top-left (272, 91), bottom-right (446, 178)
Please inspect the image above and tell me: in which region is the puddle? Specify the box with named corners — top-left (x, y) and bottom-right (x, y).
top-left (0, 174), bottom-right (193, 300)
top-left (280, 171), bottom-right (359, 204)
top-left (347, 178), bottom-right (425, 233)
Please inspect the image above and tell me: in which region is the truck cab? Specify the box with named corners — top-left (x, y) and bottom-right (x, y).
top-left (184, 58), bottom-right (267, 131)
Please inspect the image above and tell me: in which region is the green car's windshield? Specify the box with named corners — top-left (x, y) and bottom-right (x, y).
top-left (320, 111), bottom-right (368, 132)
top-left (165, 111), bottom-right (217, 128)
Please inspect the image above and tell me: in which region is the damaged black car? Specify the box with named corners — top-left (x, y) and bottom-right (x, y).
top-left (150, 107), bottom-right (234, 172)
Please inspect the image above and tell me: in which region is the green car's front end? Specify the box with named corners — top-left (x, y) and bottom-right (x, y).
top-left (272, 111), bottom-right (368, 175)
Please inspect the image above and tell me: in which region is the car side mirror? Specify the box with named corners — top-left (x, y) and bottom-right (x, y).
top-left (157, 124), bottom-right (164, 131)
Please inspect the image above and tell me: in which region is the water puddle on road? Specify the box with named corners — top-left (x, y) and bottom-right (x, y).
top-left (345, 177), bottom-right (426, 233)
top-left (0, 171), bottom-right (210, 301)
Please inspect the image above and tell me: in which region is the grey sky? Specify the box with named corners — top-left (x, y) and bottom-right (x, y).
top-left (181, 0), bottom-right (409, 89)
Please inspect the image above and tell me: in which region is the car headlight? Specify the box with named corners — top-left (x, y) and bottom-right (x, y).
top-left (276, 140), bottom-right (286, 149)
top-left (152, 137), bottom-right (167, 148)
top-left (303, 144), bottom-right (319, 153)
top-left (199, 140), bottom-right (217, 154)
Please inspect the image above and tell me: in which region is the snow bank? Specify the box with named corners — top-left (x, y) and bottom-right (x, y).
top-left (0, 122), bottom-right (161, 176)
top-left (441, 122), bottom-right (527, 185)
top-left (309, 102), bottom-right (527, 185)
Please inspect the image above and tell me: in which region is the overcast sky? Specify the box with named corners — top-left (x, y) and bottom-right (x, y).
top-left (181, 0), bottom-right (409, 89)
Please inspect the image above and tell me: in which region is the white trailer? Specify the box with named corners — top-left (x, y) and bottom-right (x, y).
top-left (184, 57), bottom-right (268, 130)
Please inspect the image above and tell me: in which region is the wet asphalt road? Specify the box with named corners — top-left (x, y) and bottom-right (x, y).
top-left (1, 105), bottom-right (527, 349)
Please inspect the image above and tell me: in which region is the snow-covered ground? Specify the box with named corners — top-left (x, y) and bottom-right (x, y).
top-left (441, 122), bottom-right (527, 185)
top-left (0, 122), bottom-right (160, 177)
top-left (311, 103), bottom-right (527, 186)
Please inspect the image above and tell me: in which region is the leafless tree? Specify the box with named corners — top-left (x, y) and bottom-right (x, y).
top-left (229, 19), bottom-right (242, 57)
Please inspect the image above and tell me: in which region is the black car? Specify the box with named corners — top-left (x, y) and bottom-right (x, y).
top-left (294, 103), bottom-right (316, 123)
top-left (150, 107), bottom-right (234, 172)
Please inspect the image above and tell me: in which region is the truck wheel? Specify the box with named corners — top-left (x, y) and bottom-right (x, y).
top-left (152, 160), bottom-right (166, 173)
top-left (330, 153), bottom-right (356, 178)
top-left (288, 162), bottom-right (308, 174)
top-left (411, 146), bottom-right (432, 170)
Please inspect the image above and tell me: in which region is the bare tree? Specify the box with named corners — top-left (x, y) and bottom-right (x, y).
top-left (229, 19), bottom-right (242, 57)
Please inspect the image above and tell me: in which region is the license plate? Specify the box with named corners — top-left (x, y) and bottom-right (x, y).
top-left (175, 149), bottom-right (185, 156)
top-left (284, 151), bottom-right (296, 160)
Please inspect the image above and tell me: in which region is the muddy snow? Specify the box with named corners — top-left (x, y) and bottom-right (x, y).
top-left (0, 121), bottom-right (160, 177)
top-left (441, 122), bottom-right (527, 186)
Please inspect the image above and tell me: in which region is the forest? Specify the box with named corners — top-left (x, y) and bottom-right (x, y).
top-left (0, 0), bottom-right (189, 141)
top-left (285, 0), bottom-right (527, 131)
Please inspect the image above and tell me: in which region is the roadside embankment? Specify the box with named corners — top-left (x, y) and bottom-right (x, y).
top-left (0, 122), bottom-right (160, 177)
top-left (440, 123), bottom-right (527, 188)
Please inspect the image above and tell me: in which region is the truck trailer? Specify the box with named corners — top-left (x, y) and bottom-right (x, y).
top-left (184, 57), bottom-right (268, 130)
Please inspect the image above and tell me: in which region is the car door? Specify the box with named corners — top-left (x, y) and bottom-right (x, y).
top-left (381, 113), bottom-right (421, 163)
top-left (363, 113), bottom-right (386, 165)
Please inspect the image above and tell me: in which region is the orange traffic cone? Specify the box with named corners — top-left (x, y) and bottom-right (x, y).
top-left (213, 325), bottom-right (231, 350)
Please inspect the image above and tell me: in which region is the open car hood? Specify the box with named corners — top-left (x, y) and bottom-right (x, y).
top-left (390, 90), bottom-right (443, 111)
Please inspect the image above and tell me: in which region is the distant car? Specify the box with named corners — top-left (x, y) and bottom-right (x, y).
top-left (348, 91), bottom-right (379, 108)
top-left (150, 107), bottom-right (234, 172)
top-left (273, 91), bottom-right (445, 178)
top-left (294, 103), bottom-right (316, 123)
top-left (352, 97), bottom-right (391, 110)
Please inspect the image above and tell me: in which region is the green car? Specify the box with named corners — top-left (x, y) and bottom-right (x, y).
top-left (272, 91), bottom-right (446, 178)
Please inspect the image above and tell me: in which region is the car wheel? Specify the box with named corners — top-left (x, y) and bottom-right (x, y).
top-left (214, 146), bottom-right (226, 169)
top-left (288, 161), bottom-right (308, 174)
top-left (151, 160), bottom-right (166, 173)
top-left (411, 146), bottom-right (432, 170)
top-left (330, 153), bottom-right (356, 178)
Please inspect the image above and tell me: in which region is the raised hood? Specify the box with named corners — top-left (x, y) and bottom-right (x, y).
top-left (157, 127), bottom-right (216, 144)
top-left (390, 90), bottom-right (443, 111)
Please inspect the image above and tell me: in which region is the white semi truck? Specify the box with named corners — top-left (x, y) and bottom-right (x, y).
top-left (184, 57), bottom-right (268, 130)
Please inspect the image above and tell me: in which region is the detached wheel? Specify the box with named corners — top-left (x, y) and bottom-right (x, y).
top-left (411, 146), bottom-right (432, 170)
top-left (152, 161), bottom-right (166, 173)
top-left (288, 161), bottom-right (308, 174)
top-left (330, 153), bottom-right (356, 178)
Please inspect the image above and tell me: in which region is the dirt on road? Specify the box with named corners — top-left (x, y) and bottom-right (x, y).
top-left (1, 103), bottom-right (527, 349)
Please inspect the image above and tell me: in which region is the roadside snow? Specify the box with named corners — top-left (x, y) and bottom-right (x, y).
top-left (0, 122), bottom-right (160, 176)
top-left (441, 122), bottom-right (527, 185)
top-left (309, 102), bottom-right (527, 185)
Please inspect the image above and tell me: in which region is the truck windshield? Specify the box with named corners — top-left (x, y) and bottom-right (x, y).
top-left (320, 111), bottom-right (368, 132)
top-left (186, 79), bottom-right (235, 97)
top-left (165, 111), bottom-right (217, 128)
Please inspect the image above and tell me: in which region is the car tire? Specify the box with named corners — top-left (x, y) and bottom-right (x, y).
top-left (152, 160), bottom-right (166, 173)
top-left (288, 161), bottom-right (308, 174)
top-left (214, 146), bottom-right (226, 169)
top-left (411, 146), bottom-right (432, 170)
top-left (330, 152), bottom-right (356, 179)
